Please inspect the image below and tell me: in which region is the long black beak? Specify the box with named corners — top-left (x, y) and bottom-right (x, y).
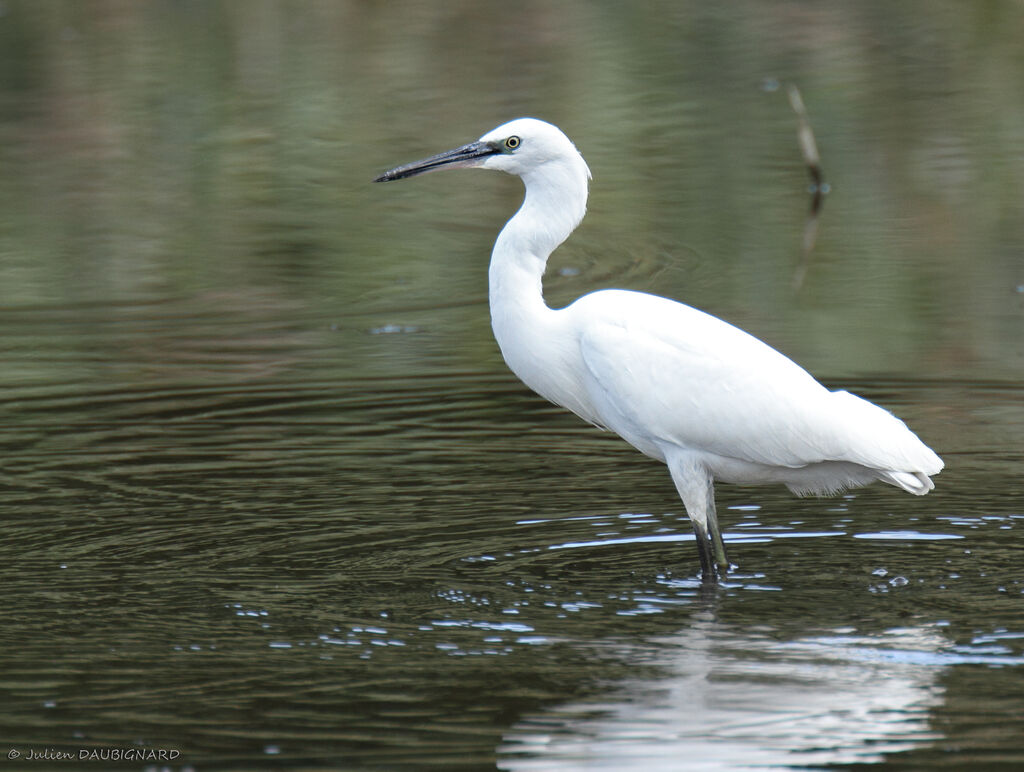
top-left (373, 140), bottom-right (498, 182)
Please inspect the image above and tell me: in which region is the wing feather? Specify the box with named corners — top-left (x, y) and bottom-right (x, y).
top-left (572, 290), bottom-right (941, 475)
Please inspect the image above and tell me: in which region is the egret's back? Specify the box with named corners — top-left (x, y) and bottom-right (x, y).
top-left (565, 289), bottom-right (942, 495)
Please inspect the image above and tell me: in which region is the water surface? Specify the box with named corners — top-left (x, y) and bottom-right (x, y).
top-left (1, 2), bottom-right (1023, 770)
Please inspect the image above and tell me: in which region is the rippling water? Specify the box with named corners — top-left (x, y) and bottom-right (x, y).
top-left (2, 2), bottom-right (1024, 770)
top-left (3, 299), bottom-right (1022, 769)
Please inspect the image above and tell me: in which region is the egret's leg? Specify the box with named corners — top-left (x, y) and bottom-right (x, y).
top-left (690, 513), bottom-right (716, 581)
top-left (704, 493), bottom-right (731, 574)
top-left (666, 452), bottom-right (725, 581)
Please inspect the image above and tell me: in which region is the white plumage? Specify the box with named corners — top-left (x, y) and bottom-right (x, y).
top-left (375, 117), bottom-right (943, 580)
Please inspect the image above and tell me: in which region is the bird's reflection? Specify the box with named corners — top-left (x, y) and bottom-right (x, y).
top-left (499, 619), bottom-right (946, 770)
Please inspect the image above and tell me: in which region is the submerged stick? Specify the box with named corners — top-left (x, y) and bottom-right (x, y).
top-left (787, 84), bottom-right (829, 290)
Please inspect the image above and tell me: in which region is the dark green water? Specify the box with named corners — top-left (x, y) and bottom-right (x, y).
top-left (1, 2), bottom-right (1023, 770)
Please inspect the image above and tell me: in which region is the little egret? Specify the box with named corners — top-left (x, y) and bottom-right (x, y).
top-left (374, 118), bottom-right (943, 581)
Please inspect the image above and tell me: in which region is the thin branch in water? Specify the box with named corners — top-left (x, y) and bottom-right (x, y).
top-left (787, 84), bottom-right (829, 291)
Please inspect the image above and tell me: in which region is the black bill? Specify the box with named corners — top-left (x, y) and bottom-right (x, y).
top-left (373, 140), bottom-right (498, 183)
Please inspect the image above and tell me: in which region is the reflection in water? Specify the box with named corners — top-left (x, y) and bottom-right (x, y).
top-left (501, 623), bottom-right (948, 771)
top-left (2, 345), bottom-right (1023, 767)
top-left (2, 1), bottom-right (1024, 769)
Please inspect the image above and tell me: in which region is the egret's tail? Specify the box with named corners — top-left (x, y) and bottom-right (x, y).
top-left (879, 469), bottom-right (935, 495)
top-left (827, 390), bottom-right (943, 495)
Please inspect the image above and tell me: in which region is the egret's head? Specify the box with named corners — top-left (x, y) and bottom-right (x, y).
top-left (373, 118), bottom-right (591, 184)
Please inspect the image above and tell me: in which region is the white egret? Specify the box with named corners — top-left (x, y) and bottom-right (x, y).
top-left (374, 118), bottom-right (943, 581)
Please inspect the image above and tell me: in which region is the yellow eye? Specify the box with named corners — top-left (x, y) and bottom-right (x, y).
top-left (505, 135), bottom-right (521, 150)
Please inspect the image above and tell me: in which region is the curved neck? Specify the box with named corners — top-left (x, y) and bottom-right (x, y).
top-left (485, 154), bottom-right (593, 420)
top-left (487, 160), bottom-right (590, 318)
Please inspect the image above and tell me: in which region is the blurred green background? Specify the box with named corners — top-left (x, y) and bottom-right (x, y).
top-left (1, 2), bottom-right (1023, 770)
top-left (2, 1), bottom-right (1021, 385)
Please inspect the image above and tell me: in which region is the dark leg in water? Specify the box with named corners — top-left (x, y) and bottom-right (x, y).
top-left (669, 454), bottom-right (729, 582)
top-left (704, 490), bottom-right (731, 575)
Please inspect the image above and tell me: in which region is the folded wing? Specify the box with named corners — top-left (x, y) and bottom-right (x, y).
top-left (573, 290), bottom-right (942, 482)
